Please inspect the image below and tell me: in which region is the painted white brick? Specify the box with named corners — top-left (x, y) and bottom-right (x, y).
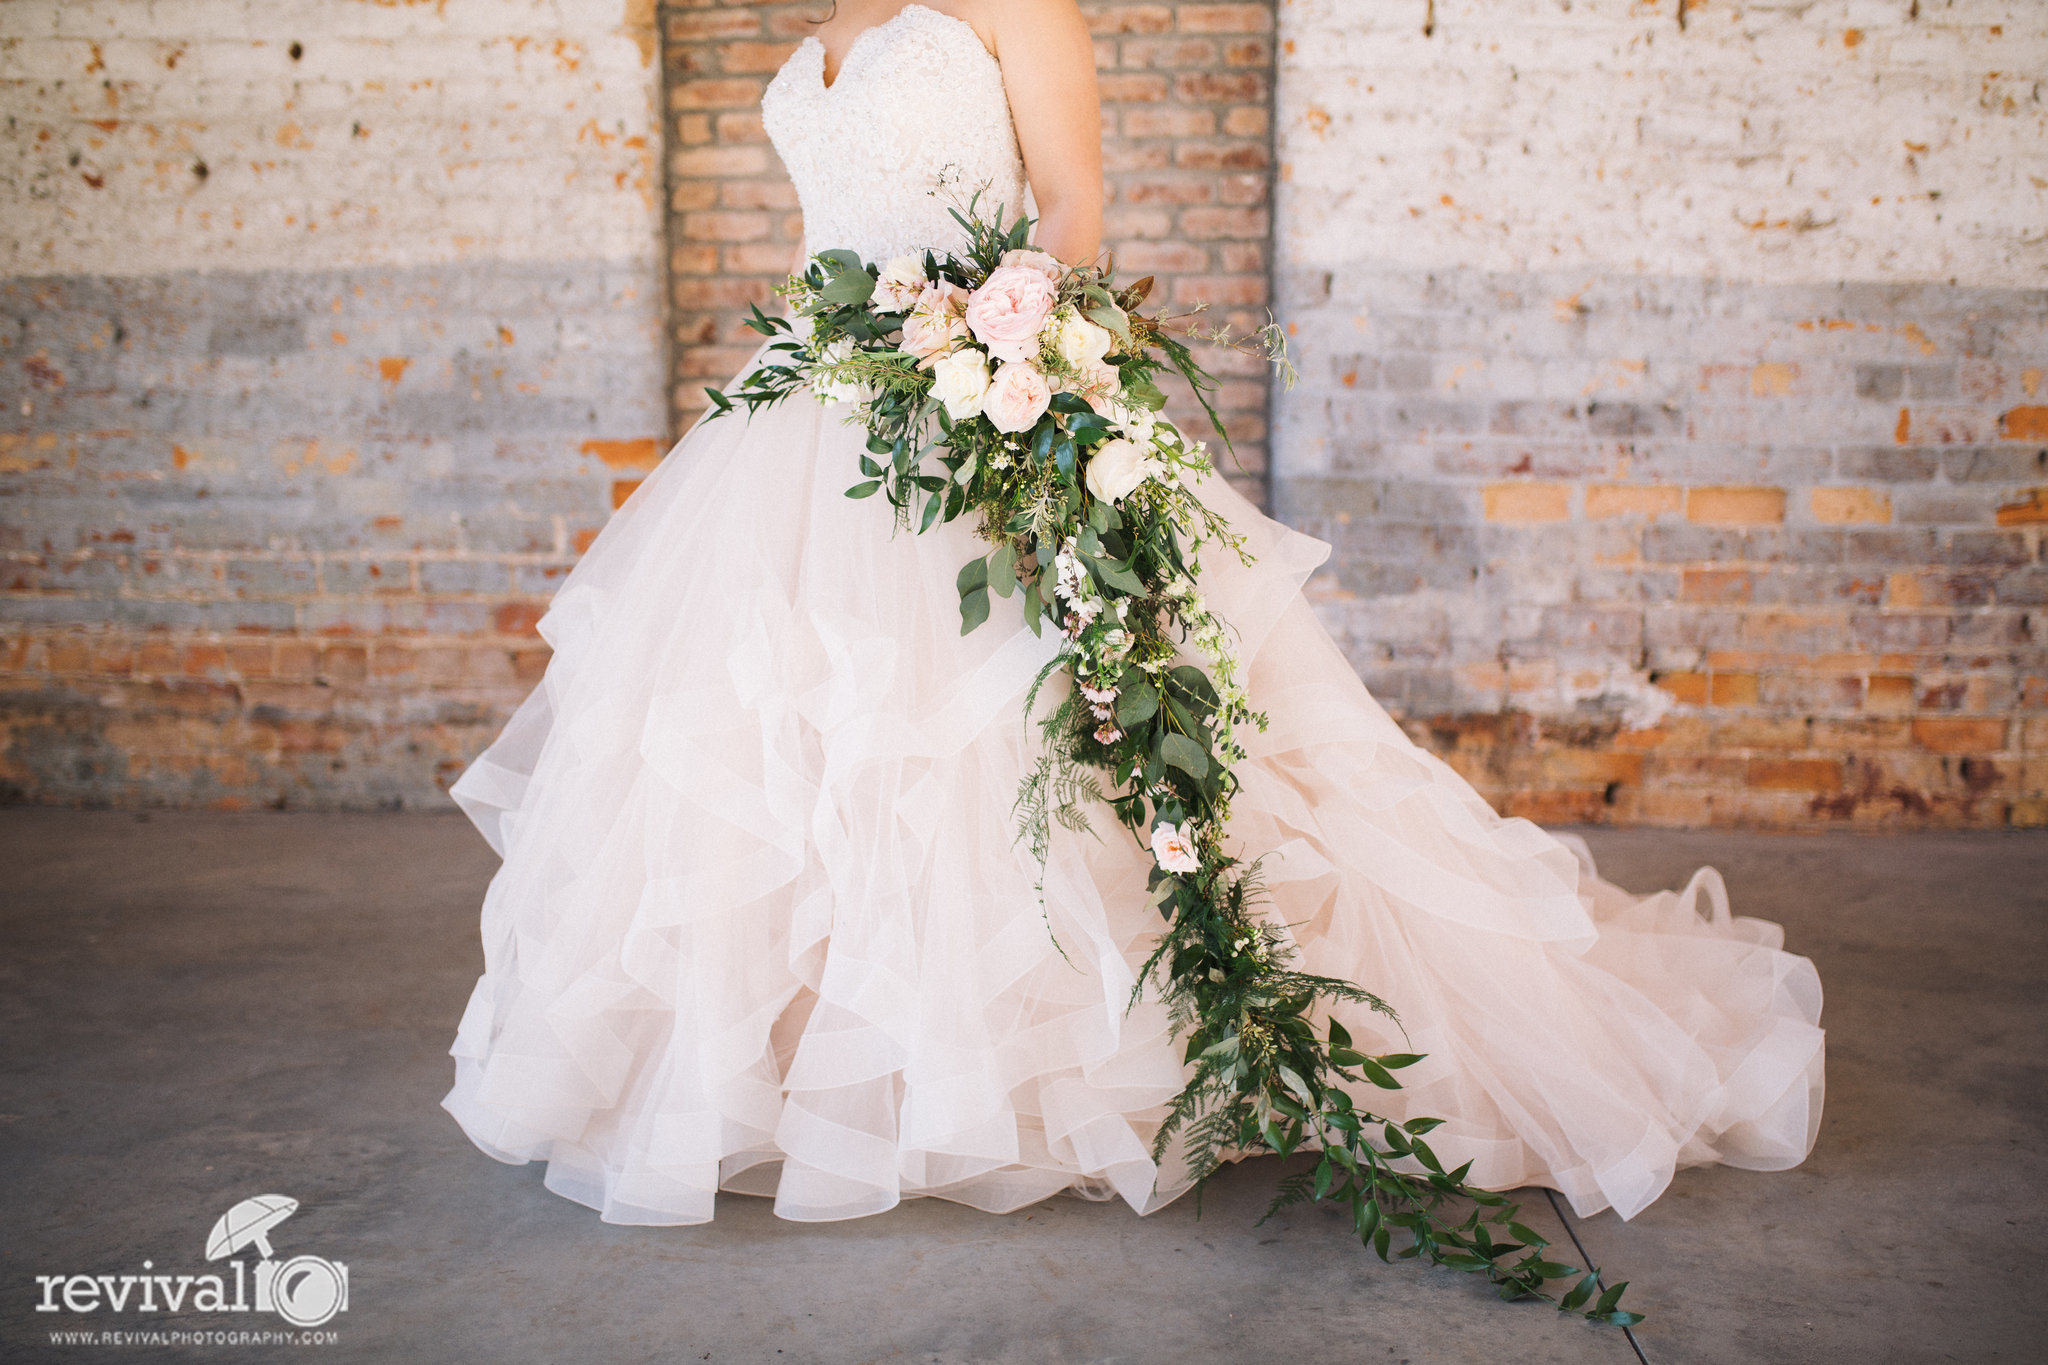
top-left (1279, 0), bottom-right (2046, 289)
top-left (0, 0), bottom-right (660, 277)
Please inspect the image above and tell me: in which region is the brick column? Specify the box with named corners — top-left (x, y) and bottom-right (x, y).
top-left (657, 0), bottom-right (1278, 503)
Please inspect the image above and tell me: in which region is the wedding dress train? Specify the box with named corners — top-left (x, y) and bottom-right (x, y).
top-left (441, 3), bottom-right (1824, 1227)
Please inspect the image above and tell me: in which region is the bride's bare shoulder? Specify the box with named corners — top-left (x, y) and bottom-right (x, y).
top-left (960, 0), bottom-right (1090, 53)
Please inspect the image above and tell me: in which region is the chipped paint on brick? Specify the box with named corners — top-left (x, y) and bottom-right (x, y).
top-left (1273, 3), bottom-right (2048, 829)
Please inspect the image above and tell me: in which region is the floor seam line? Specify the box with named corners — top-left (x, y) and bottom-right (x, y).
top-left (1544, 1187), bottom-right (1651, 1364)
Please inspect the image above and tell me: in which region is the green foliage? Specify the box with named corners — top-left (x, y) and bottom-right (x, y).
top-left (700, 195), bottom-right (1639, 1330)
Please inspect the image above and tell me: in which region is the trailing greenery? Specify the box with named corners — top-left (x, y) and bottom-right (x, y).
top-left (707, 199), bottom-right (1641, 1328)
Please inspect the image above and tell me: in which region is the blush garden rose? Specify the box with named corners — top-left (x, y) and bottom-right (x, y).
top-left (965, 264), bottom-right (1058, 362)
top-left (903, 281), bottom-right (971, 363)
top-left (982, 359), bottom-right (1053, 433)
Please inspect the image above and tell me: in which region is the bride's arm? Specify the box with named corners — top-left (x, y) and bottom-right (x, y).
top-left (985, 0), bottom-right (1103, 267)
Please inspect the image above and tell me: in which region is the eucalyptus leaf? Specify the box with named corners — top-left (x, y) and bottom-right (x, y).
top-left (989, 542), bottom-right (1018, 597)
top-left (958, 585), bottom-right (989, 635)
top-left (820, 268), bottom-right (876, 308)
top-left (1115, 682), bottom-right (1159, 727)
top-left (1160, 733), bottom-right (1209, 779)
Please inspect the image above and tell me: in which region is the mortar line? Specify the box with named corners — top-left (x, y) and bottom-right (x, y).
top-left (1544, 1187), bottom-right (1651, 1364)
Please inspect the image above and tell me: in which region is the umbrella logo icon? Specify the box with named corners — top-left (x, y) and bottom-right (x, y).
top-left (204, 1194), bottom-right (349, 1329)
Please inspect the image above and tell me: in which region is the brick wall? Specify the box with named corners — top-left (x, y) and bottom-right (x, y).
top-left (0, 0), bottom-right (665, 809)
top-left (659, 0), bottom-right (1277, 501)
top-left (1274, 0), bottom-right (2047, 828)
top-left (8, 0), bottom-right (2041, 827)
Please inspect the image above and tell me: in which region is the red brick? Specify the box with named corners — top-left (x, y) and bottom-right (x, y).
top-left (1176, 3), bottom-right (1273, 32)
top-left (1103, 142), bottom-right (1174, 172)
top-left (1682, 569), bottom-right (1753, 604)
top-left (1710, 673), bottom-right (1760, 707)
top-left (719, 42), bottom-right (801, 73)
top-left (1216, 172), bottom-right (1268, 204)
top-left (319, 644), bottom-right (368, 683)
top-left (669, 180), bottom-right (718, 211)
top-left (1123, 107), bottom-right (1216, 138)
top-left (1103, 206), bottom-right (1175, 238)
top-left (668, 78), bottom-right (764, 110)
top-left (671, 145), bottom-right (770, 178)
top-left (1217, 242), bottom-right (1264, 271)
top-left (1996, 489), bottom-right (2048, 526)
top-left (1912, 717), bottom-right (2008, 753)
top-left (1170, 273), bottom-right (1267, 306)
top-left (670, 243), bottom-right (720, 275)
top-left (724, 242), bottom-right (798, 273)
top-left (1176, 71), bottom-right (1266, 102)
top-left (1746, 758), bottom-right (1844, 791)
top-left (666, 10), bottom-right (762, 41)
top-left (1113, 240), bottom-right (1211, 272)
top-left (1999, 406), bottom-right (2048, 440)
top-left (488, 602), bottom-right (542, 639)
top-left (1124, 178), bottom-right (1215, 205)
top-left (1121, 38), bottom-right (1219, 67)
top-left (719, 179), bottom-right (799, 209)
top-left (1099, 73), bottom-right (1170, 102)
top-left (1174, 141), bottom-right (1268, 170)
top-left (1865, 674), bottom-right (1916, 713)
top-left (1654, 671), bottom-right (1709, 705)
top-left (1089, 5), bottom-right (1175, 35)
top-left (680, 210), bottom-right (772, 242)
top-left (1687, 486), bottom-right (1787, 525)
top-left (1221, 105), bottom-right (1269, 136)
top-left (714, 111), bottom-right (766, 143)
top-left (1180, 206), bottom-right (1267, 238)
top-left (1482, 482), bottom-right (1570, 523)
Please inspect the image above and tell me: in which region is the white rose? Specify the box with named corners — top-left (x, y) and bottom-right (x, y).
top-left (1083, 437), bottom-right (1151, 503)
top-left (1150, 821), bottom-right (1200, 875)
top-left (874, 255), bottom-right (927, 313)
top-left (929, 347), bottom-right (993, 422)
top-left (1053, 309), bottom-right (1115, 369)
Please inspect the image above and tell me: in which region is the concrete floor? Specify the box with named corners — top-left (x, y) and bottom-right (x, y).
top-left (1, 811), bottom-right (2043, 1364)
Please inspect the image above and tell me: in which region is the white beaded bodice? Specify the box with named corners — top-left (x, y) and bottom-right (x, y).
top-left (760, 5), bottom-right (1030, 262)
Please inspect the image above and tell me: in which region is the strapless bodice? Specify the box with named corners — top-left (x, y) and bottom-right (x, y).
top-left (760, 5), bottom-right (1030, 262)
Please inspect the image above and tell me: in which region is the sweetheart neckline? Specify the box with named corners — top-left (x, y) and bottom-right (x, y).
top-left (803, 3), bottom-right (994, 92)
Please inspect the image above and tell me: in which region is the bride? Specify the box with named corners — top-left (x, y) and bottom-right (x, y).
top-left (441, 0), bottom-right (1824, 1231)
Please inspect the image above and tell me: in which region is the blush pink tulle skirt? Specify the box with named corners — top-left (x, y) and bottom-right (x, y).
top-left (442, 347), bottom-right (1825, 1226)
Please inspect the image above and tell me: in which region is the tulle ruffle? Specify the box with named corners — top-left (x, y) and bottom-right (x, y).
top-left (443, 348), bottom-right (1823, 1225)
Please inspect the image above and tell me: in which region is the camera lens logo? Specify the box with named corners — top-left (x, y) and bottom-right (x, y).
top-left (204, 1195), bottom-right (349, 1329)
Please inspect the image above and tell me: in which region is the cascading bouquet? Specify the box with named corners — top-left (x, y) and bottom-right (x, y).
top-left (706, 200), bottom-right (1640, 1328)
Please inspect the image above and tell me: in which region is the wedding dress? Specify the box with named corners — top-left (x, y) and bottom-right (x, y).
top-left (441, 3), bottom-right (1824, 1227)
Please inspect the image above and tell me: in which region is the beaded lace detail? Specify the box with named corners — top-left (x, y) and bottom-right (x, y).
top-left (761, 5), bottom-right (1029, 262)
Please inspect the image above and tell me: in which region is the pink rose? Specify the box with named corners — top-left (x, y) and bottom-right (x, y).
top-left (1150, 821), bottom-right (1200, 875)
top-left (901, 281), bottom-right (970, 363)
top-left (981, 360), bottom-right (1052, 434)
top-left (999, 247), bottom-right (1065, 284)
top-left (965, 265), bottom-right (1058, 363)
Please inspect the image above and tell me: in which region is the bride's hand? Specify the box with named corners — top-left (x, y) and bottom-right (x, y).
top-left (983, 0), bottom-right (1103, 268)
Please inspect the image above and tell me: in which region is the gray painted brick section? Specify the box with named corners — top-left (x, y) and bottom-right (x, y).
top-left (1272, 262), bottom-right (2047, 822)
top-left (1, 259), bottom-right (662, 809)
